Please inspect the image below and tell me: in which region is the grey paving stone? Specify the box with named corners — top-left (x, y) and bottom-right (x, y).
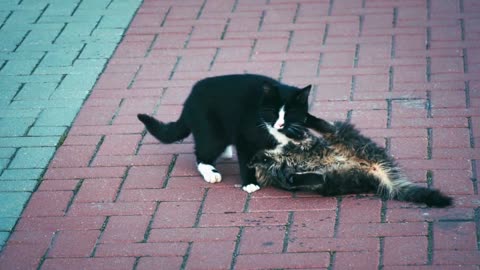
top-left (0, 118), bottom-right (35, 136)
top-left (9, 147), bottom-right (56, 169)
top-left (0, 159), bottom-right (8, 171)
top-left (23, 27), bottom-right (64, 45)
top-left (0, 59), bottom-right (40, 75)
top-left (41, 50), bottom-right (81, 67)
top-left (55, 73), bottom-right (98, 91)
top-left (0, 192), bottom-right (30, 217)
top-left (43, 3), bottom-right (77, 16)
top-left (10, 99), bottom-right (84, 109)
top-left (0, 108), bottom-right (41, 118)
top-left (0, 148), bottom-right (16, 159)
top-left (0, 181), bottom-right (37, 192)
top-left (91, 28), bottom-right (125, 42)
top-left (28, 126), bottom-right (67, 137)
top-left (79, 42), bottom-right (118, 59)
top-left (0, 0), bottom-right (142, 250)
top-left (2, 9), bottom-right (42, 26)
top-left (0, 31), bottom-right (28, 52)
top-left (0, 74), bottom-right (63, 83)
top-left (0, 217), bottom-right (17, 231)
top-left (36, 107), bottom-right (80, 126)
top-left (0, 232), bottom-right (9, 246)
top-left (0, 51), bottom-right (45, 60)
top-left (0, 169), bottom-right (43, 181)
top-left (14, 82), bottom-right (58, 100)
top-left (99, 15), bottom-right (132, 28)
top-left (0, 137), bottom-right (60, 148)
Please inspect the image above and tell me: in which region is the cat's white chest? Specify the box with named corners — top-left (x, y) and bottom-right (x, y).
top-left (266, 125), bottom-right (291, 145)
top-left (265, 124), bottom-right (295, 155)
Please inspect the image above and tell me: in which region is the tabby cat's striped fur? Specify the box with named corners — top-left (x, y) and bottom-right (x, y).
top-left (249, 114), bottom-right (452, 207)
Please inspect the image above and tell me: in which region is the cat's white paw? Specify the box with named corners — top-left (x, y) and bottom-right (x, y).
top-left (242, 184), bottom-right (260, 193)
top-left (220, 145), bottom-right (233, 159)
top-left (204, 171), bottom-right (222, 183)
top-left (197, 163), bottom-right (222, 183)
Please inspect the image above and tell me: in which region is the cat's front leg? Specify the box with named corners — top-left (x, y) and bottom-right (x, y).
top-left (240, 165), bottom-right (261, 193)
top-left (305, 113), bottom-right (336, 134)
top-left (236, 142), bottom-right (261, 193)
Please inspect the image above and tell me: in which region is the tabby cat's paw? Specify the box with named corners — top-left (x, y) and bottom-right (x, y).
top-left (242, 184), bottom-right (261, 193)
top-left (197, 163), bottom-right (222, 183)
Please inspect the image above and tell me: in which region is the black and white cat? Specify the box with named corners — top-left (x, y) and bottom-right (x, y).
top-left (138, 74), bottom-right (311, 193)
top-left (249, 114), bottom-right (453, 207)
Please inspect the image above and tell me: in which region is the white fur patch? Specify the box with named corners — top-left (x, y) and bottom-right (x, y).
top-left (369, 163), bottom-right (393, 192)
top-left (197, 163), bottom-right (222, 183)
top-left (242, 184), bottom-right (261, 193)
top-left (273, 106), bottom-right (285, 129)
top-left (220, 145), bottom-right (233, 159)
top-left (266, 125), bottom-right (291, 146)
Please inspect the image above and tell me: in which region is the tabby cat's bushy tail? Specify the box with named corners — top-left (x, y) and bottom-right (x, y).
top-left (137, 114), bottom-right (190, 144)
top-left (367, 164), bottom-right (453, 208)
top-left (387, 181), bottom-right (452, 207)
top-left (314, 169), bottom-right (453, 208)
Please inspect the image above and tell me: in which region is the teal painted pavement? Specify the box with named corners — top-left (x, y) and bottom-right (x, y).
top-left (0, 0), bottom-right (142, 249)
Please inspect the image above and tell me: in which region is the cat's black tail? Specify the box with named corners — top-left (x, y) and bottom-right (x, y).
top-left (390, 183), bottom-right (453, 208)
top-left (137, 114), bottom-right (190, 144)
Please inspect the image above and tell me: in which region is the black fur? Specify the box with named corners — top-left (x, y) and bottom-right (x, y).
top-left (138, 74), bottom-right (311, 187)
top-left (249, 113), bottom-right (453, 208)
top-left (137, 114), bottom-right (189, 144)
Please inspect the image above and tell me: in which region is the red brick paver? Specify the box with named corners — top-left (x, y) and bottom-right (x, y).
top-left (1, 0), bottom-right (479, 269)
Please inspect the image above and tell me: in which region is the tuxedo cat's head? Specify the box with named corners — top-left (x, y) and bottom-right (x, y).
top-left (260, 83), bottom-right (312, 140)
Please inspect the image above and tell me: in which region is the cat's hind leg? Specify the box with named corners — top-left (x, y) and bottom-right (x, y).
top-left (289, 172), bottom-right (326, 186)
top-left (290, 170), bottom-right (378, 196)
top-left (193, 133), bottom-right (229, 184)
top-left (196, 163), bottom-right (220, 183)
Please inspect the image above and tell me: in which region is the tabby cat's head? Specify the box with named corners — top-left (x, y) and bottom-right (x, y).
top-left (248, 151), bottom-right (276, 169)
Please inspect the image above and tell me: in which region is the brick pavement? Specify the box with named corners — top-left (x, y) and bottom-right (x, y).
top-left (0, 0), bottom-right (142, 249)
top-left (1, 0), bottom-right (480, 269)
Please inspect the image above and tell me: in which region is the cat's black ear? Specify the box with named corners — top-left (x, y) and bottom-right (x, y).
top-left (296, 85), bottom-right (312, 103)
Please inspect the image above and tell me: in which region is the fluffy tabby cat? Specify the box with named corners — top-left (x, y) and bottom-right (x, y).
top-left (249, 114), bottom-right (453, 207)
top-left (138, 74), bottom-right (311, 193)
